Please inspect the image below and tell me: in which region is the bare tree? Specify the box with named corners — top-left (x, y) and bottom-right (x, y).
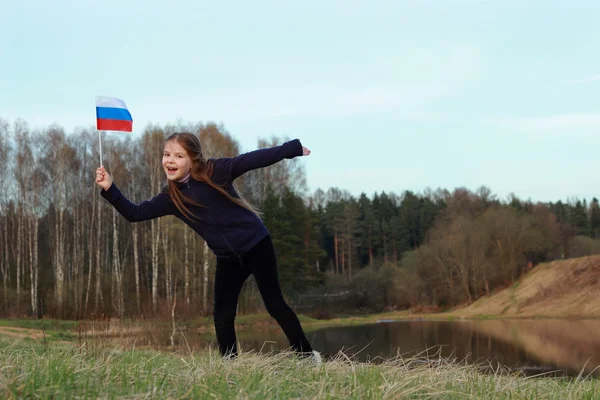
top-left (162, 220), bottom-right (173, 306)
top-left (184, 227), bottom-right (190, 310)
top-left (483, 207), bottom-right (545, 284)
top-left (39, 126), bottom-right (77, 317)
top-left (0, 119), bottom-right (12, 313)
top-left (12, 120), bottom-right (36, 312)
top-left (141, 127), bottom-right (166, 312)
top-left (132, 198), bottom-right (141, 314)
top-left (69, 129), bottom-right (94, 318)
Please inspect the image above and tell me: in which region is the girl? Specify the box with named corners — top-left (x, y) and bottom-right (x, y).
top-left (95, 132), bottom-right (321, 364)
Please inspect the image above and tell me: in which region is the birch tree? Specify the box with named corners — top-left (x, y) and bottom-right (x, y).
top-left (0, 119), bottom-right (12, 313)
top-left (141, 127), bottom-right (166, 312)
top-left (39, 126), bottom-right (75, 317)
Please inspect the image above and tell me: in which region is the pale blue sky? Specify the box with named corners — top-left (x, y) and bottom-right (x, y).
top-left (2, 0), bottom-right (600, 202)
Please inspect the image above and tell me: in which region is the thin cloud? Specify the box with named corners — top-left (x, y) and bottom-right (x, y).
top-left (136, 84), bottom-right (448, 123)
top-left (154, 43), bottom-right (484, 121)
top-left (490, 113), bottom-right (600, 137)
top-left (566, 74), bottom-right (600, 84)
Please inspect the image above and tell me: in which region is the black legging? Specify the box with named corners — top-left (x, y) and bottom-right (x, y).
top-left (213, 235), bottom-right (313, 357)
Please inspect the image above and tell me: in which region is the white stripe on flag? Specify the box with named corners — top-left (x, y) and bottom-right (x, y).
top-left (95, 96), bottom-right (128, 109)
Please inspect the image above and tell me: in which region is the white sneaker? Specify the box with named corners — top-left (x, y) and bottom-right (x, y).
top-left (311, 350), bottom-right (322, 367)
top-left (296, 350), bottom-right (323, 367)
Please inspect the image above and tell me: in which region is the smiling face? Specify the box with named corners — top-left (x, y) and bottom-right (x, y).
top-left (162, 139), bottom-right (192, 181)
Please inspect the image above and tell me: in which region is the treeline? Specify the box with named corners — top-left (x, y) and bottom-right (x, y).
top-left (0, 118), bottom-right (599, 319)
top-left (306, 185), bottom-right (600, 316)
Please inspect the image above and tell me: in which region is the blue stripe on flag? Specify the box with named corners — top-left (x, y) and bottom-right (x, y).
top-left (96, 107), bottom-right (132, 121)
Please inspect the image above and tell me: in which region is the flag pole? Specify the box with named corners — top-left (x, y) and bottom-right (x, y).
top-left (98, 130), bottom-right (103, 167)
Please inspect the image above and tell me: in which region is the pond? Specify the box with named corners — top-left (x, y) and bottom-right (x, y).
top-left (105, 318), bottom-right (600, 376)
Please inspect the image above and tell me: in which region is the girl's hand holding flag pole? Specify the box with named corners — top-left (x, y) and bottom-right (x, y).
top-left (95, 96), bottom-right (133, 167)
top-left (95, 166), bottom-right (113, 190)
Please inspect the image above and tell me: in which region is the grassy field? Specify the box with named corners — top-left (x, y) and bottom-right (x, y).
top-left (1, 337), bottom-right (599, 399)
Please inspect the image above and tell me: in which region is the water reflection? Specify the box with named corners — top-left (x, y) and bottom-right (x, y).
top-left (105, 318), bottom-right (600, 376)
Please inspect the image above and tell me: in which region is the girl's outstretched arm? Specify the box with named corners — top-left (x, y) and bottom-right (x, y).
top-left (95, 167), bottom-right (172, 222)
top-left (211, 139), bottom-right (310, 182)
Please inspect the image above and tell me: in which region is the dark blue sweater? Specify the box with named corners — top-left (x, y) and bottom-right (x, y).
top-left (100, 139), bottom-right (303, 258)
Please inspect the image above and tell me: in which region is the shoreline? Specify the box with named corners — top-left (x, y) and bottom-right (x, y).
top-left (4, 310), bottom-right (600, 339)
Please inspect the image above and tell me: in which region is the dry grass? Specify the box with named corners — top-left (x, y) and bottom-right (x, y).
top-left (456, 255), bottom-right (600, 318)
top-left (0, 326), bottom-right (44, 340)
top-left (1, 336), bottom-right (599, 399)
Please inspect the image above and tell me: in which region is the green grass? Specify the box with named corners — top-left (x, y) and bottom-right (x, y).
top-left (1, 337), bottom-right (599, 399)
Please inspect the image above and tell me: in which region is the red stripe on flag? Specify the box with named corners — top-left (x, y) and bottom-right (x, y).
top-left (97, 119), bottom-right (133, 132)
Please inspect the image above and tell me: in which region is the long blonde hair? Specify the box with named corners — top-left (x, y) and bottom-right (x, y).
top-left (164, 132), bottom-right (261, 221)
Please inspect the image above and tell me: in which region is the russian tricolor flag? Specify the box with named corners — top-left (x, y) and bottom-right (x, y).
top-left (96, 96), bottom-right (133, 132)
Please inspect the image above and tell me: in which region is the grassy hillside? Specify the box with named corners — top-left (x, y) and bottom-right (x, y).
top-left (456, 255), bottom-right (600, 318)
